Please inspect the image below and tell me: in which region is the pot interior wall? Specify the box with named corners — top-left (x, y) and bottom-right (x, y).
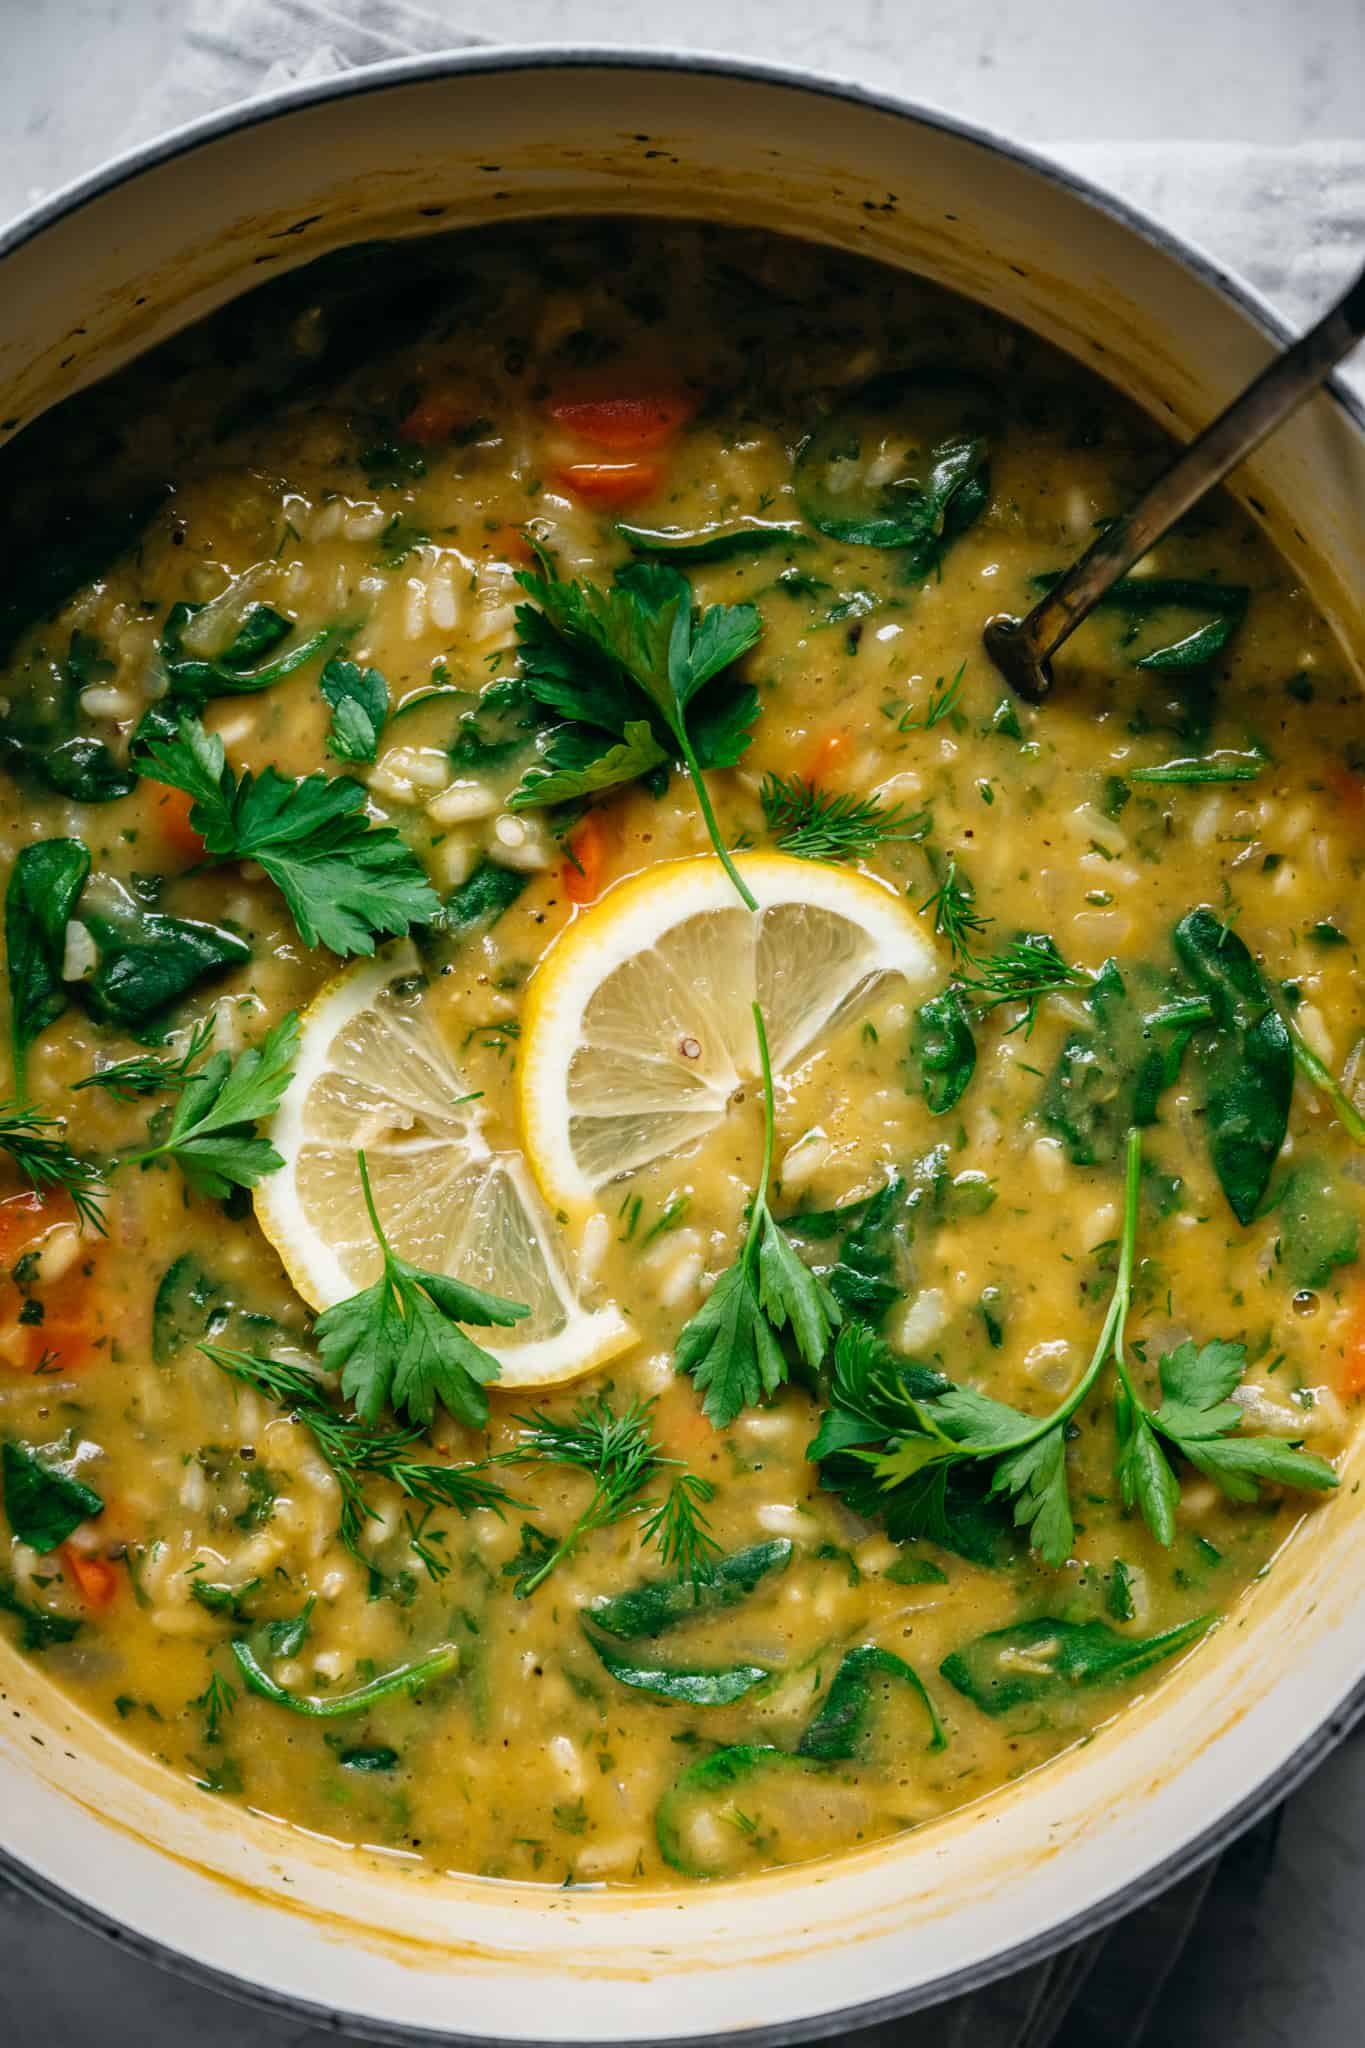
top-left (1, 55), bottom-right (1363, 2044)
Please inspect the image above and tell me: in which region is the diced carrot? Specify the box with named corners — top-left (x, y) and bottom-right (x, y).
top-left (801, 731), bottom-right (850, 786)
top-left (0, 1234), bottom-right (104, 1374)
top-left (155, 786), bottom-right (205, 861)
top-left (549, 391), bottom-right (692, 453)
top-left (556, 461), bottom-right (661, 508)
top-left (61, 1545), bottom-right (118, 1611)
top-left (0, 1190), bottom-right (52, 1266)
top-left (651, 1379), bottom-right (716, 1459)
top-left (1328, 767), bottom-right (1365, 819)
top-left (1340, 1290), bottom-right (1365, 1396)
top-left (398, 385), bottom-right (476, 445)
top-left (486, 524), bottom-right (536, 566)
top-left (563, 812), bottom-right (614, 907)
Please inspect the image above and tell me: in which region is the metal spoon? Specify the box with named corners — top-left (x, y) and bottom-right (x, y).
top-left (983, 264), bottom-right (1365, 702)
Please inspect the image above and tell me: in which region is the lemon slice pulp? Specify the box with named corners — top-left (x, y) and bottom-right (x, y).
top-left (519, 852), bottom-right (940, 1212)
top-left (255, 951), bottom-right (633, 1391)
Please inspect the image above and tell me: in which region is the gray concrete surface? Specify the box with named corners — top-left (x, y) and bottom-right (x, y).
top-left (1, 1), bottom-right (1364, 2042)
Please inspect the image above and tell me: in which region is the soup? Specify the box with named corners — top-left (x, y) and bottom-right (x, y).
top-left (0, 221), bottom-right (1359, 1887)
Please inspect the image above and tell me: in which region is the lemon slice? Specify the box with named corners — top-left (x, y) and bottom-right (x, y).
top-left (519, 852), bottom-right (940, 1212)
top-left (256, 950), bottom-right (633, 1390)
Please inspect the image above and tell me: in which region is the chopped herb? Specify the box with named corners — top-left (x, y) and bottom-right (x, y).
top-left (675, 1003), bottom-right (840, 1425)
top-left (136, 715), bottom-right (440, 956)
top-left (313, 1150), bottom-right (529, 1428)
top-left (123, 1012), bottom-right (299, 1198)
top-left (758, 773), bottom-right (931, 861)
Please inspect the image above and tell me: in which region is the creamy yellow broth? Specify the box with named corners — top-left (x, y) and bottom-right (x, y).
top-left (0, 221), bottom-right (1361, 1887)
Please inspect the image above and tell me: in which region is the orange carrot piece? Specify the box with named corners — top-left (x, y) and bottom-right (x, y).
top-left (801, 731), bottom-right (850, 786)
top-left (62, 1545), bottom-right (118, 1610)
top-left (556, 461), bottom-right (662, 508)
top-left (398, 386), bottom-right (475, 444)
top-left (563, 813), bottom-right (613, 906)
top-left (1329, 767), bottom-right (1365, 821)
top-left (1340, 1291), bottom-right (1365, 1396)
top-left (0, 1190), bottom-right (52, 1265)
top-left (155, 786), bottom-right (205, 861)
top-left (486, 524), bottom-right (536, 566)
top-left (549, 392), bottom-right (692, 453)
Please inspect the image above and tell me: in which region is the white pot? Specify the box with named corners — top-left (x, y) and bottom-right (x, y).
top-left (1, 48), bottom-right (1362, 2045)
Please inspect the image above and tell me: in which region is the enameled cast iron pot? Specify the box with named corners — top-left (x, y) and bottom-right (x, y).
top-left (1, 47), bottom-right (1363, 2046)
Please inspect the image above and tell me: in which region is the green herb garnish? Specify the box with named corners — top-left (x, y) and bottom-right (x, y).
top-left (508, 1395), bottom-right (663, 1596)
top-left (504, 547), bottom-right (762, 906)
top-left (313, 1151), bottom-right (528, 1429)
top-left (758, 773), bottom-right (931, 862)
top-left (0, 1103), bottom-right (106, 1232)
top-left (123, 1012), bottom-right (299, 1198)
top-left (675, 1003), bottom-right (841, 1426)
top-left (136, 715), bottom-right (439, 955)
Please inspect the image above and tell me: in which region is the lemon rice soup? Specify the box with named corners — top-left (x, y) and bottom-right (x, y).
top-left (0, 221), bottom-right (1361, 1886)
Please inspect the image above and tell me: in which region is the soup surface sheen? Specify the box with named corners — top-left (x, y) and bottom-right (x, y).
top-left (0, 222), bottom-right (1361, 1889)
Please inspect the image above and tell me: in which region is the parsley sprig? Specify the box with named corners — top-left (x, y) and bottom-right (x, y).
top-left (313, 1151), bottom-right (529, 1430)
top-left (675, 1002), bottom-right (841, 1427)
top-left (1114, 1335), bottom-right (1337, 1543)
top-left (759, 773), bottom-right (932, 863)
top-left (0, 1103), bottom-right (106, 1233)
top-left (506, 548), bottom-right (763, 908)
top-left (812, 1129), bottom-right (1339, 1568)
top-left (137, 715), bottom-right (439, 955)
top-left (123, 1012), bottom-right (299, 1198)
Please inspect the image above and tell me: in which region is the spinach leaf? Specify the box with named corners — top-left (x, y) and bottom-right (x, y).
top-left (80, 880), bottom-right (250, 1034)
top-left (161, 601), bottom-right (334, 698)
top-left (2, 1440), bottom-right (103, 1553)
top-left (231, 1638), bottom-right (455, 1717)
top-left (617, 518), bottom-right (806, 563)
top-left (584, 1626), bottom-right (771, 1705)
top-left (41, 737), bottom-right (139, 803)
top-left (1031, 572), bottom-right (1248, 672)
top-left (152, 1254), bottom-right (228, 1365)
top-left (911, 986), bottom-right (976, 1114)
top-left (1277, 1160), bottom-right (1361, 1289)
top-left (0, 1573), bottom-right (82, 1652)
top-left (338, 1745), bottom-right (400, 1772)
top-left (0, 636), bottom-right (137, 803)
top-left (6, 838), bottom-right (90, 1088)
top-left (786, 1175), bottom-right (913, 1328)
top-left (321, 658), bottom-right (389, 764)
top-left (655, 1745), bottom-right (825, 1877)
top-left (795, 1645), bottom-right (944, 1758)
top-left (1039, 959), bottom-right (1189, 1165)
top-left (1172, 908), bottom-right (1293, 1223)
top-left (882, 1553), bottom-right (948, 1585)
top-left (585, 1539), bottom-right (792, 1640)
top-left (439, 859), bottom-right (531, 939)
top-left (794, 370), bottom-right (993, 568)
top-left (940, 1613), bottom-right (1213, 1716)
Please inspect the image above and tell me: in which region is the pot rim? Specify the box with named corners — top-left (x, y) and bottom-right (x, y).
top-left (2, 40), bottom-right (1362, 2045)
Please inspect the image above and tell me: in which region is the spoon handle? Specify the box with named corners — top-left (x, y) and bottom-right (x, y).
top-left (988, 264), bottom-right (1365, 701)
